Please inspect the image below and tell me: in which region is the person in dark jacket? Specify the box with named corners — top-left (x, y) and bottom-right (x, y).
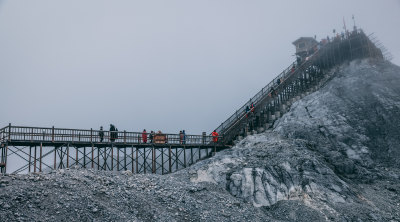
top-left (99, 126), bottom-right (104, 142)
top-left (182, 130), bottom-right (186, 144)
top-left (245, 105), bottom-right (250, 118)
top-left (109, 124), bottom-right (115, 142)
top-left (268, 87), bottom-right (274, 97)
top-left (149, 131), bottom-right (154, 143)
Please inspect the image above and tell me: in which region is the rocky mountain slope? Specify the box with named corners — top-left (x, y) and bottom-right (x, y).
top-left (1, 59), bottom-right (400, 221)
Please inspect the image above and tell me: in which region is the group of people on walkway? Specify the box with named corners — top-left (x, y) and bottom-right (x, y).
top-left (245, 102), bottom-right (255, 118)
top-left (141, 129), bottom-right (157, 143)
top-left (98, 124), bottom-right (119, 142)
top-left (97, 125), bottom-right (219, 144)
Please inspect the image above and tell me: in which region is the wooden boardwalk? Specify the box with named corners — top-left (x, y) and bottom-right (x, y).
top-left (0, 125), bottom-right (226, 174)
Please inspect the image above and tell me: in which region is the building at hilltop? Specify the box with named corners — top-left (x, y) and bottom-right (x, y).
top-left (292, 37), bottom-right (318, 58)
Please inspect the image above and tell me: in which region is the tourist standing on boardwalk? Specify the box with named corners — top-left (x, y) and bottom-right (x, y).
top-left (150, 131), bottom-right (154, 143)
top-left (179, 131), bottom-right (183, 144)
top-left (109, 124), bottom-right (116, 142)
top-left (182, 130), bottom-right (186, 144)
top-left (142, 129), bottom-right (147, 143)
top-left (212, 130), bottom-right (219, 143)
top-left (99, 126), bottom-right (104, 142)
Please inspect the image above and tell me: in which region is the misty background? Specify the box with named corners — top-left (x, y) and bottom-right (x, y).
top-left (1, 0), bottom-right (399, 134)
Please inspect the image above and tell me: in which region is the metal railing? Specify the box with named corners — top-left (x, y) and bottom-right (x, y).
top-left (213, 53), bottom-right (313, 135)
top-left (1, 125), bottom-right (222, 146)
top-left (0, 126), bottom-right (7, 143)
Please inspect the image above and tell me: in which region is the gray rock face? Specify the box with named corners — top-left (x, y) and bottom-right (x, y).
top-left (189, 134), bottom-right (351, 209)
top-left (1, 59), bottom-right (400, 221)
top-left (189, 59), bottom-right (400, 219)
top-left (275, 59), bottom-right (400, 173)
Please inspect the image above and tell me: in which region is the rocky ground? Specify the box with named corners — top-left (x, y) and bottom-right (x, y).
top-left (1, 59), bottom-right (400, 221)
top-left (0, 169), bottom-right (270, 221)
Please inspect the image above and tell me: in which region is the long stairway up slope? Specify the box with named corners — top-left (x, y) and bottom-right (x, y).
top-left (214, 30), bottom-right (384, 144)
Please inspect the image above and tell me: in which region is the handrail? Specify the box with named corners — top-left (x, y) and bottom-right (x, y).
top-left (0, 126), bottom-right (6, 143)
top-left (214, 54), bottom-right (311, 135)
top-left (218, 58), bottom-right (316, 137)
top-left (1, 125), bottom-right (223, 145)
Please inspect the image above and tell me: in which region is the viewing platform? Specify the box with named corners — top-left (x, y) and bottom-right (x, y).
top-left (0, 125), bottom-right (224, 148)
top-left (0, 125), bottom-right (227, 175)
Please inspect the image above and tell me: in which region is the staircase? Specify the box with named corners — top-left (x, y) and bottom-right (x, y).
top-left (213, 30), bottom-right (384, 145)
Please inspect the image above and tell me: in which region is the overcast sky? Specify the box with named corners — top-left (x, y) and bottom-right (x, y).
top-left (1, 0), bottom-right (399, 134)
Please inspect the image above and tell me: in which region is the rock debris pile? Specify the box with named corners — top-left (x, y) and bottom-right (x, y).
top-left (0, 169), bottom-right (268, 221)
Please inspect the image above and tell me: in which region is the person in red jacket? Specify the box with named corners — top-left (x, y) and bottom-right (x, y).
top-left (212, 130), bottom-right (219, 143)
top-left (142, 129), bottom-right (147, 143)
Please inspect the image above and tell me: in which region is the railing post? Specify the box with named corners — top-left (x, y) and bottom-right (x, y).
top-left (40, 142), bottom-right (43, 172)
top-left (152, 146), bottom-right (155, 173)
top-left (52, 126), bottom-right (55, 142)
top-left (183, 145), bottom-right (186, 168)
top-left (90, 128), bottom-right (93, 143)
top-left (168, 146), bottom-right (172, 173)
top-left (34, 146), bottom-right (37, 172)
top-left (54, 146), bottom-right (57, 170)
top-left (4, 144), bottom-right (8, 173)
top-left (124, 131), bottom-right (126, 144)
top-left (111, 144), bottom-right (114, 171)
top-left (8, 123), bottom-right (11, 141)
